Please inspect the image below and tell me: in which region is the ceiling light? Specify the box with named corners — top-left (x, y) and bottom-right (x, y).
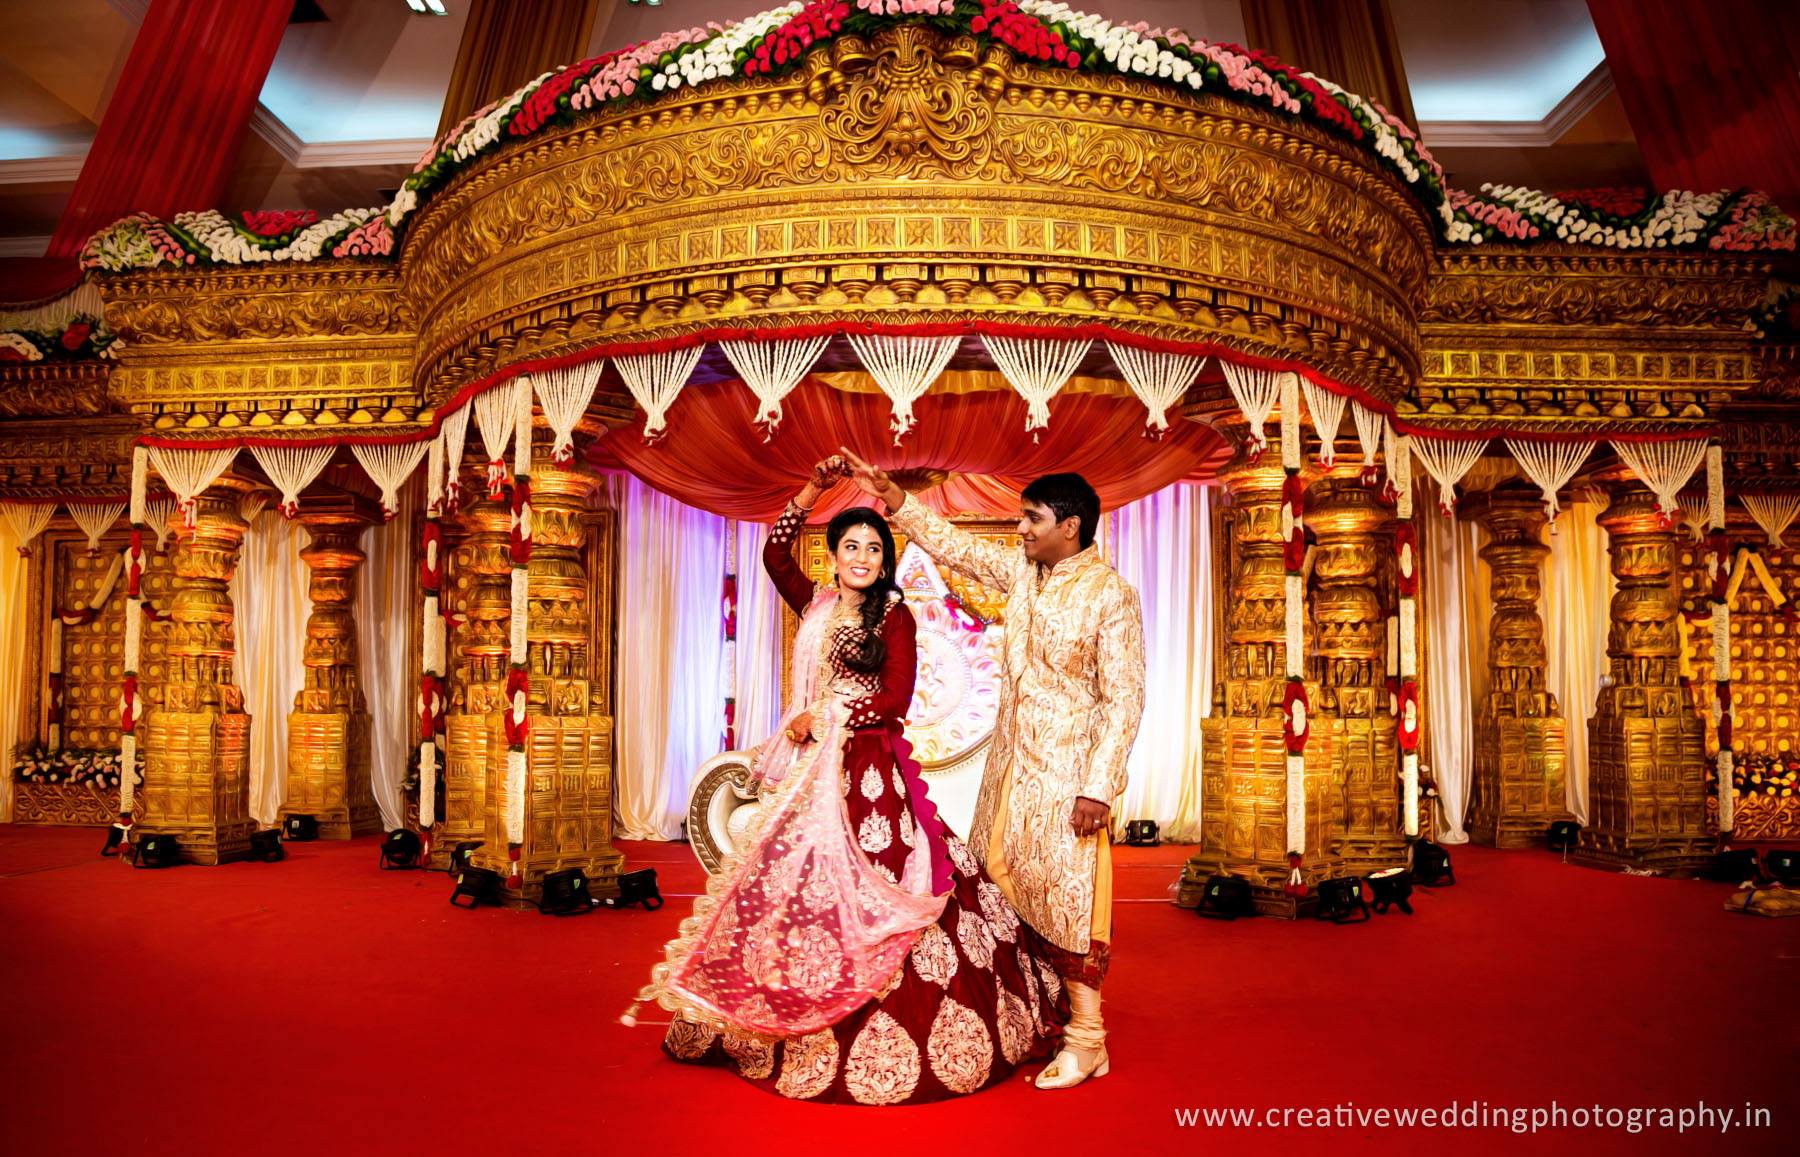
top-left (406, 0), bottom-right (449, 15)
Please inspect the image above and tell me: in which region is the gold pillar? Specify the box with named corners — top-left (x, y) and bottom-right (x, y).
top-left (280, 493), bottom-right (381, 839)
top-left (1577, 483), bottom-right (1710, 872)
top-left (1463, 486), bottom-right (1572, 847)
top-left (472, 442), bottom-right (622, 900)
top-left (1312, 469), bottom-right (1406, 873)
top-left (1178, 434), bottom-right (1339, 915)
top-left (440, 488), bottom-right (512, 867)
top-left (137, 483), bottom-right (254, 864)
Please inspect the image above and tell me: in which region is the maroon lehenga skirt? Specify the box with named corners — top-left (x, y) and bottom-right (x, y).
top-left (662, 727), bottom-right (1068, 1104)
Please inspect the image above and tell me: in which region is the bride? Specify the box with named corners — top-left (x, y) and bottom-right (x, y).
top-left (626, 457), bottom-right (1066, 1103)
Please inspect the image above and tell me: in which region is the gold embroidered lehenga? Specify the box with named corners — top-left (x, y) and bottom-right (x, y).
top-left (629, 504), bottom-right (1066, 1104)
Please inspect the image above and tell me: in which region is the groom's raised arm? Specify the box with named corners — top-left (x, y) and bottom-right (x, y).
top-left (888, 496), bottom-right (1023, 594)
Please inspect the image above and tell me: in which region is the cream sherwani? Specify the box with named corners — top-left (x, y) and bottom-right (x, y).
top-left (890, 498), bottom-right (1146, 956)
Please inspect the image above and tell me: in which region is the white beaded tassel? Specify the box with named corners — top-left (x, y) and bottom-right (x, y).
top-left (719, 335), bottom-right (831, 438)
top-left (68, 501), bottom-right (126, 555)
top-left (1352, 400), bottom-right (1386, 480)
top-left (846, 334), bottom-right (959, 442)
top-left (0, 502), bottom-right (54, 556)
top-left (1220, 362), bottom-right (1282, 456)
top-left (144, 444), bottom-right (238, 528)
top-left (440, 403), bottom-right (472, 511)
top-left (1409, 435), bottom-right (1490, 516)
top-left (982, 334), bottom-right (1092, 436)
top-left (249, 442), bottom-right (336, 518)
top-left (349, 441), bottom-right (430, 519)
top-left (474, 383), bottom-right (520, 497)
top-left (1104, 342), bottom-right (1204, 433)
top-left (1503, 438), bottom-right (1596, 529)
top-left (1611, 438), bottom-right (1708, 517)
top-left (615, 344), bottom-right (705, 439)
top-left (144, 498), bottom-right (177, 551)
top-left (1299, 377), bottom-right (1348, 468)
top-left (532, 361), bottom-right (606, 463)
top-left (1741, 494), bottom-right (1800, 547)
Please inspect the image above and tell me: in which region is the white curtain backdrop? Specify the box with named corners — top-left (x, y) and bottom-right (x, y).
top-left (611, 474), bottom-right (727, 840)
top-left (1419, 494), bottom-right (1489, 844)
top-left (1542, 499), bottom-right (1611, 824)
top-left (732, 518), bottom-right (786, 752)
top-left (357, 479), bottom-right (420, 831)
top-left (0, 522), bottom-right (25, 822)
top-left (1110, 482), bottom-right (1215, 840)
top-left (230, 510), bottom-right (310, 827)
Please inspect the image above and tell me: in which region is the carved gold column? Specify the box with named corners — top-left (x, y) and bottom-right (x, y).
top-left (1463, 485), bottom-right (1572, 847)
top-left (1312, 469), bottom-right (1405, 873)
top-left (137, 482), bottom-right (254, 864)
top-left (1178, 432), bottom-right (1338, 915)
top-left (1577, 482), bottom-right (1710, 872)
top-left (472, 439), bottom-right (622, 899)
top-left (440, 486), bottom-right (512, 866)
top-left (280, 492), bottom-right (381, 839)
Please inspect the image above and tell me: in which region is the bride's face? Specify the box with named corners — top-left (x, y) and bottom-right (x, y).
top-left (832, 523), bottom-right (886, 592)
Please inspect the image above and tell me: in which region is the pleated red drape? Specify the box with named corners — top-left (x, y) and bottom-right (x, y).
top-left (0, 0), bottom-right (292, 302)
top-left (1586, 0), bottom-right (1800, 210)
top-left (593, 379), bottom-right (1231, 521)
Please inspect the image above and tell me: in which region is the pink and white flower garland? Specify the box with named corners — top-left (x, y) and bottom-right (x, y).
top-left (1278, 373), bottom-right (1309, 895)
top-left (417, 432), bottom-right (448, 860)
top-left (1386, 424), bottom-right (1420, 837)
top-left (501, 385), bottom-right (534, 888)
top-left (1704, 444), bottom-right (1734, 836)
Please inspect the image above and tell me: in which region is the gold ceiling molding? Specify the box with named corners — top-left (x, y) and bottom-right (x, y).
top-left (0, 417), bottom-right (140, 497)
top-left (1423, 250), bottom-right (1771, 330)
top-left (0, 361), bottom-right (111, 419)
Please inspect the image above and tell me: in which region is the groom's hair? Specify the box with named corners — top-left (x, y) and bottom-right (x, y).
top-left (1022, 473), bottom-right (1100, 549)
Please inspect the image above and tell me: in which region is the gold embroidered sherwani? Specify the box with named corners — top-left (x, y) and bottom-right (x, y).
top-left (890, 499), bottom-right (1146, 959)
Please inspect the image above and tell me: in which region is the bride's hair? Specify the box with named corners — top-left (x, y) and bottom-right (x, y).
top-left (826, 506), bottom-right (900, 675)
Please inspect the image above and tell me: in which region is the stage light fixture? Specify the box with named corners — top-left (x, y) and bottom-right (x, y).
top-left (250, 829), bottom-right (285, 863)
top-left (602, 868), bottom-right (665, 911)
top-left (1704, 848), bottom-right (1762, 884)
top-left (1411, 840), bottom-right (1455, 887)
top-left (1764, 849), bottom-right (1800, 885)
top-left (1365, 867), bottom-right (1413, 914)
top-left (283, 814), bottom-right (319, 842)
top-left (540, 868), bottom-right (598, 916)
top-left (1193, 873), bottom-right (1253, 920)
top-left (450, 866), bottom-right (504, 908)
top-left (380, 829), bottom-right (423, 870)
top-left (1314, 876), bottom-right (1369, 923)
top-left (1546, 820), bottom-right (1580, 852)
top-left (134, 834), bottom-right (181, 869)
top-left (1123, 820), bottom-right (1159, 847)
top-left (101, 823), bottom-right (129, 857)
top-left (405, 0), bottom-right (449, 15)
top-left (448, 841), bottom-right (482, 876)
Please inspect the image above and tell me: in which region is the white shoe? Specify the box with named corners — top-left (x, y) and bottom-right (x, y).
top-left (1033, 1045), bottom-right (1110, 1090)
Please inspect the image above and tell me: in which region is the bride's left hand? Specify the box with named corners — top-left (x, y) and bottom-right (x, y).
top-left (785, 710), bottom-right (816, 744)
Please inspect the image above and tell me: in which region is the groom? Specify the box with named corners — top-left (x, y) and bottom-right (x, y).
top-left (842, 449), bottom-right (1146, 1090)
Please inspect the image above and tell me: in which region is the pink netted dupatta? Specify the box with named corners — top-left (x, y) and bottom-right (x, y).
top-left (632, 590), bottom-right (949, 1038)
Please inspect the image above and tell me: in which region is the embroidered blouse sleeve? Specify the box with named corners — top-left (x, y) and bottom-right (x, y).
top-left (763, 502), bottom-right (816, 615)
top-left (846, 602), bottom-right (917, 731)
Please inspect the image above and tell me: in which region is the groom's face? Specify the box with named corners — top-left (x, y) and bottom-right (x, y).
top-left (1018, 500), bottom-right (1079, 564)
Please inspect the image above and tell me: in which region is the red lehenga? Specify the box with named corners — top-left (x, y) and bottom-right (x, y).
top-left (629, 504), bottom-right (1066, 1104)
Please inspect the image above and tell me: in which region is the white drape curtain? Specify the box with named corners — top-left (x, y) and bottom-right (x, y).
top-left (0, 523), bottom-right (25, 822)
top-left (1542, 499), bottom-right (1611, 824)
top-left (611, 474), bottom-right (727, 840)
top-left (231, 510), bottom-right (311, 827)
top-left (1110, 482), bottom-right (1215, 840)
top-left (1418, 493), bottom-right (1489, 844)
top-left (732, 519), bottom-right (786, 752)
top-left (357, 480), bottom-right (420, 831)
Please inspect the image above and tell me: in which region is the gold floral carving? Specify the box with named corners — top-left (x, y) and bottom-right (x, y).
top-left (815, 30), bottom-right (1006, 180)
top-left (925, 997), bottom-right (992, 1094)
top-left (0, 362), bottom-right (110, 418)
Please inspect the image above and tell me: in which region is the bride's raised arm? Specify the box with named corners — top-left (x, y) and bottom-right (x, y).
top-left (763, 456), bottom-right (848, 614)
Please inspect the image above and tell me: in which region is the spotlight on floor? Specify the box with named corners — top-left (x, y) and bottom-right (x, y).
top-left (134, 833), bottom-right (181, 869)
top-left (1314, 876), bottom-right (1369, 923)
top-left (602, 868), bottom-right (664, 911)
top-left (1123, 820), bottom-right (1159, 847)
top-left (1546, 820), bottom-right (1580, 852)
top-left (1764, 849), bottom-right (1800, 885)
top-left (283, 814), bottom-right (319, 842)
top-left (379, 829), bottom-right (423, 870)
top-left (449, 866), bottom-right (504, 908)
top-left (448, 841), bottom-right (482, 876)
top-left (540, 868), bottom-right (598, 916)
top-left (250, 829), bottom-right (285, 863)
top-left (100, 823), bottom-right (129, 858)
top-left (1193, 873), bottom-right (1253, 920)
top-left (1365, 867), bottom-right (1413, 914)
top-left (1411, 840), bottom-right (1455, 887)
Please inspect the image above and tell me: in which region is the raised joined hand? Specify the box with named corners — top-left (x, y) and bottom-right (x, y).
top-left (839, 446), bottom-right (905, 509)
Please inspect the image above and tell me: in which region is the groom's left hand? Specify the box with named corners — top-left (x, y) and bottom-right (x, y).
top-left (1070, 797), bottom-right (1109, 839)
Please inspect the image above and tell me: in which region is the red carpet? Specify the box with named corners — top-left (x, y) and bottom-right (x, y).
top-left (1, 825), bottom-right (1795, 1157)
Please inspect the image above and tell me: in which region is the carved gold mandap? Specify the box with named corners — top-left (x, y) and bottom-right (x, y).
top-left (3, 4), bottom-right (1795, 910)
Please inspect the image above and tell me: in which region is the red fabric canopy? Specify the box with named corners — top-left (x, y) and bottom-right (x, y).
top-left (593, 379), bottom-right (1230, 522)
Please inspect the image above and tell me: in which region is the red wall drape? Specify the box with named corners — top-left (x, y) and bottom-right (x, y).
top-left (1586, 0), bottom-right (1800, 210)
top-left (593, 379), bottom-right (1231, 522)
top-left (1, 0), bottom-right (292, 302)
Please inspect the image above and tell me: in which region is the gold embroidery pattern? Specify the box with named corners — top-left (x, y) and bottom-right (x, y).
top-left (978, 880), bottom-right (1020, 943)
top-left (744, 910), bottom-right (786, 987)
top-left (724, 1031), bottom-right (776, 1080)
top-left (996, 983), bottom-right (1033, 1065)
top-left (799, 860), bottom-right (836, 912)
top-left (858, 812), bottom-right (894, 854)
top-left (1016, 946), bottom-right (1046, 1033)
top-left (775, 1029), bottom-right (840, 1100)
top-left (786, 924), bottom-right (846, 1000)
top-left (1035, 958), bottom-right (1062, 1006)
top-left (955, 907), bottom-right (997, 970)
top-left (897, 814), bottom-right (915, 848)
top-left (844, 1011), bottom-right (922, 1105)
top-left (703, 901), bottom-right (739, 963)
top-left (891, 768), bottom-right (907, 797)
top-left (665, 1018), bottom-right (718, 1060)
top-left (946, 836), bottom-right (981, 878)
top-left (909, 923), bottom-right (959, 986)
top-left (927, 998), bottom-right (994, 1094)
top-left (860, 764), bottom-right (885, 801)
